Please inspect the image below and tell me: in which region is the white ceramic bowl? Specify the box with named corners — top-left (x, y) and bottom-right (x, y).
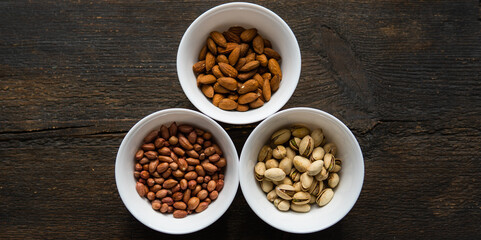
top-left (239, 107), bottom-right (364, 233)
top-left (177, 2), bottom-right (301, 124)
top-left (115, 108), bottom-right (239, 234)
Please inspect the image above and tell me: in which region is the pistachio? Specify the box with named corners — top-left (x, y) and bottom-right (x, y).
top-left (293, 155), bottom-right (311, 172)
top-left (292, 191), bottom-right (310, 205)
top-left (271, 128), bottom-right (291, 145)
top-left (275, 184), bottom-right (296, 200)
top-left (316, 188), bottom-right (334, 207)
top-left (264, 168), bottom-right (286, 182)
top-left (311, 128), bottom-right (324, 147)
top-left (300, 172), bottom-right (313, 191)
top-left (289, 137), bottom-right (301, 151)
top-left (273, 177), bottom-right (292, 186)
top-left (277, 200), bottom-right (290, 211)
top-left (289, 168), bottom-right (301, 182)
top-left (328, 173), bottom-right (339, 188)
top-left (265, 159), bottom-right (279, 169)
top-left (299, 135), bottom-right (314, 157)
top-left (307, 160), bottom-right (324, 176)
top-left (286, 147), bottom-right (296, 160)
top-left (278, 157), bottom-right (293, 175)
top-left (309, 194), bottom-right (317, 204)
top-left (332, 159), bottom-right (342, 173)
top-left (266, 189), bottom-right (278, 202)
top-left (273, 198), bottom-right (282, 207)
top-left (307, 180), bottom-right (321, 196)
top-left (261, 179), bottom-right (274, 193)
top-left (323, 153), bottom-right (335, 172)
top-left (290, 204), bottom-right (311, 213)
top-left (272, 145), bottom-right (287, 159)
top-left (290, 125), bottom-right (310, 138)
top-left (323, 142), bottom-right (337, 155)
top-left (315, 167), bottom-right (329, 181)
top-left (258, 145), bottom-right (272, 162)
top-left (292, 181), bottom-right (302, 192)
top-left (254, 162), bottom-right (266, 181)
top-left (310, 147), bottom-right (325, 161)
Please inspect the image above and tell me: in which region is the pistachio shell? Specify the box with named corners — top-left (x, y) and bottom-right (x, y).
top-left (290, 125), bottom-right (310, 138)
top-left (254, 162), bottom-right (266, 181)
top-left (315, 167), bottom-right (329, 181)
top-left (292, 191), bottom-right (310, 205)
top-left (271, 129), bottom-right (291, 145)
top-left (264, 168), bottom-right (286, 181)
top-left (279, 157), bottom-right (293, 174)
top-left (289, 168), bottom-right (301, 182)
top-left (261, 179), bottom-right (274, 193)
top-left (332, 159), bottom-right (342, 173)
top-left (299, 135), bottom-right (314, 157)
top-left (323, 142), bottom-right (337, 155)
top-left (328, 173), bottom-right (339, 188)
top-left (311, 128), bottom-right (324, 147)
top-left (290, 204), bottom-right (311, 213)
top-left (286, 147), bottom-right (296, 160)
top-left (273, 177), bottom-right (292, 186)
top-left (272, 145), bottom-right (287, 159)
top-left (308, 180), bottom-right (321, 196)
top-left (292, 181), bottom-right (302, 192)
top-left (273, 198), bottom-right (282, 207)
top-left (310, 147), bottom-right (325, 161)
top-left (309, 194), bottom-right (317, 204)
top-left (307, 160), bottom-right (324, 176)
top-left (300, 172), bottom-right (313, 191)
top-left (323, 153), bottom-right (335, 172)
top-left (316, 188), bottom-right (334, 207)
top-left (277, 200), bottom-right (290, 211)
top-left (267, 189), bottom-right (278, 202)
top-left (265, 159), bottom-right (279, 169)
top-left (275, 184), bottom-right (296, 200)
top-left (289, 137), bottom-right (301, 151)
top-left (293, 155), bottom-right (311, 172)
top-left (258, 145), bottom-right (272, 162)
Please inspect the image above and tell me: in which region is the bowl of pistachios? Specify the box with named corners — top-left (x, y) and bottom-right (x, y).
top-left (239, 107), bottom-right (364, 233)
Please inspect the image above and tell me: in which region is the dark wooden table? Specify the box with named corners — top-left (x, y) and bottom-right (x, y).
top-left (1, 0), bottom-right (480, 239)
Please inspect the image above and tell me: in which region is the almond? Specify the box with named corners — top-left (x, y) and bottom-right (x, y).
top-left (201, 85), bottom-right (214, 98)
top-left (245, 52), bottom-right (256, 63)
top-left (228, 26), bottom-right (245, 35)
top-left (205, 52), bottom-right (215, 72)
top-left (193, 60), bottom-right (206, 74)
top-left (256, 54), bottom-right (268, 67)
top-left (218, 98), bottom-right (238, 110)
top-left (223, 31), bottom-right (241, 43)
top-left (264, 48), bottom-right (281, 60)
top-left (253, 73), bottom-right (264, 87)
top-left (263, 75), bottom-right (271, 101)
top-left (239, 43), bottom-right (249, 57)
top-left (240, 60), bottom-right (260, 72)
top-left (216, 54), bottom-right (228, 64)
top-left (264, 38), bottom-right (272, 48)
top-left (213, 82), bottom-right (230, 94)
top-left (218, 42), bottom-right (238, 55)
top-left (218, 62), bottom-right (238, 78)
top-left (240, 28), bottom-right (257, 42)
top-left (234, 57), bottom-right (247, 71)
top-left (256, 88), bottom-right (265, 102)
top-left (238, 79), bottom-right (259, 94)
top-left (270, 74), bottom-right (281, 92)
top-left (217, 77), bottom-right (238, 91)
top-left (207, 37), bottom-right (217, 55)
top-left (227, 94), bottom-right (239, 101)
top-left (212, 94), bottom-right (224, 107)
top-left (198, 74), bottom-right (217, 84)
top-left (262, 72), bottom-right (272, 81)
top-left (238, 92), bottom-right (258, 104)
top-left (212, 65), bottom-right (224, 78)
top-left (236, 104), bottom-right (249, 112)
top-left (198, 45), bottom-right (207, 60)
top-left (268, 58), bottom-right (282, 79)
top-left (210, 31), bottom-right (227, 48)
top-left (249, 98), bottom-right (265, 109)
top-left (237, 70), bottom-right (257, 81)
top-left (252, 35), bottom-right (264, 54)
top-left (196, 73), bottom-right (204, 87)
top-left (228, 45), bottom-right (241, 66)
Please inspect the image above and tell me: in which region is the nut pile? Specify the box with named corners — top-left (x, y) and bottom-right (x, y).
top-left (193, 26), bottom-right (283, 111)
top-left (134, 122), bottom-right (225, 218)
top-left (254, 125), bottom-right (341, 212)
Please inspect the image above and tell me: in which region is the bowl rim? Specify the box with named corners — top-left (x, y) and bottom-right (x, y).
top-left (176, 2), bottom-right (301, 124)
top-left (115, 108), bottom-right (239, 234)
top-left (239, 107), bottom-right (365, 233)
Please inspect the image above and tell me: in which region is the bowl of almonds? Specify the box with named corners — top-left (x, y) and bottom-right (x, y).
top-left (239, 107), bottom-right (364, 233)
top-left (177, 2), bottom-right (301, 124)
top-left (115, 108), bottom-right (239, 234)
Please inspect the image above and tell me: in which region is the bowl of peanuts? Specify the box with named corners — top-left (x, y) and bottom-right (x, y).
top-left (177, 2), bottom-right (301, 124)
top-left (115, 108), bottom-right (239, 234)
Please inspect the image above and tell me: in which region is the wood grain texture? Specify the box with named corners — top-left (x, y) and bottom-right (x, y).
top-left (1, 0), bottom-right (481, 239)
